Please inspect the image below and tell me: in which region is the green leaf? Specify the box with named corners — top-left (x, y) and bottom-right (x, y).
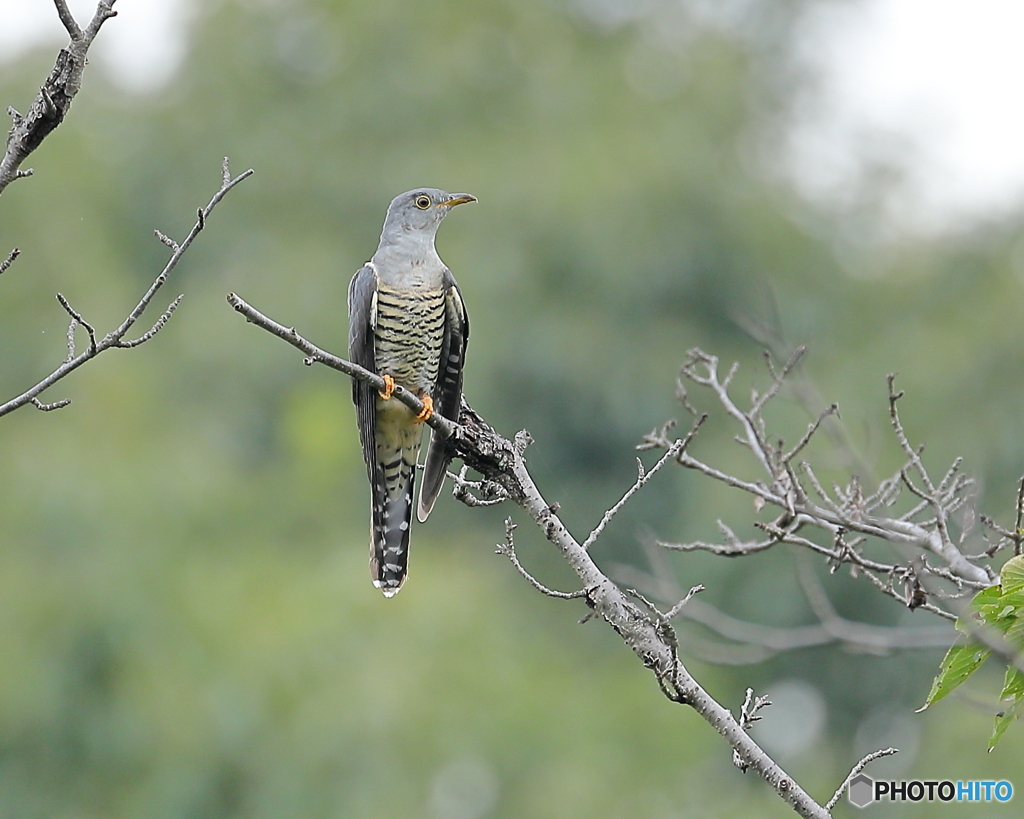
top-left (996, 556), bottom-right (1024, 648)
top-left (1002, 588), bottom-right (1024, 611)
top-left (1006, 612), bottom-right (1024, 649)
top-left (921, 643), bottom-right (991, 710)
top-left (956, 585), bottom-right (1002, 634)
top-left (1001, 555), bottom-right (1024, 596)
top-left (1000, 665), bottom-right (1024, 699)
top-left (988, 667), bottom-right (1024, 751)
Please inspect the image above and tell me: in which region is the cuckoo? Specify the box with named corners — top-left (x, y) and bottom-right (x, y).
top-left (348, 188), bottom-right (474, 597)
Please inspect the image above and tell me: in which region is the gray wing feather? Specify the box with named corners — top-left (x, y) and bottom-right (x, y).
top-left (417, 269), bottom-right (469, 522)
top-left (348, 264), bottom-right (378, 482)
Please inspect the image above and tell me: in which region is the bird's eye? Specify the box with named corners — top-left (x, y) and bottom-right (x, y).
top-left (415, 195), bottom-right (431, 209)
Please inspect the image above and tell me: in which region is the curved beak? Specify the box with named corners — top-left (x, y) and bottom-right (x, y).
top-left (442, 193), bottom-right (477, 208)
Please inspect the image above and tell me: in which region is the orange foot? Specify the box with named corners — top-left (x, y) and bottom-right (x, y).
top-left (378, 374), bottom-right (395, 400)
top-left (414, 393), bottom-right (434, 423)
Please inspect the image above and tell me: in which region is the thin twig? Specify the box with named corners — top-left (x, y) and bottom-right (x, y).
top-left (886, 377), bottom-right (984, 580)
top-left (0, 248), bottom-right (19, 276)
top-left (626, 584), bottom-right (705, 622)
top-left (582, 439), bottom-right (687, 551)
top-left (153, 230), bottom-right (179, 252)
top-left (117, 295), bottom-right (183, 348)
top-left (857, 567), bottom-right (956, 620)
top-left (750, 346), bottom-right (805, 417)
top-left (56, 292), bottom-right (97, 353)
top-left (826, 748), bottom-right (899, 811)
top-left (781, 403), bottom-right (838, 465)
top-left (936, 456), bottom-right (963, 495)
top-left (496, 519), bottom-right (587, 600)
top-left (656, 533), bottom-right (778, 557)
top-left (63, 315), bottom-right (76, 363)
top-left (796, 462), bottom-right (842, 516)
top-left (681, 349), bottom-right (774, 477)
top-left (664, 584), bottom-right (706, 620)
top-left (31, 396), bottom-right (71, 412)
top-left (737, 686), bottom-right (771, 729)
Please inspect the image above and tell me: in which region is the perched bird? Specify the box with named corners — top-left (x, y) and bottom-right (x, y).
top-left (348, 188), bottom-right (474, 597)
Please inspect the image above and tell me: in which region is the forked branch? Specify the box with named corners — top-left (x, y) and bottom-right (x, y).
top-left (643, 348), bottom-right (1024, 672)
top-left (227, 309), bottom-right (890, 818)
top-left (0, 160), bottom-right (252, 418)
top-left (658, 349), bottom-right (993, 601)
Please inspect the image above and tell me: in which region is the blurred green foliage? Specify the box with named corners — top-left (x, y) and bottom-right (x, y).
top-left (3, 0), bottom-right (1024, 816)
top-left (922, 555), bottom-right (1024, 750)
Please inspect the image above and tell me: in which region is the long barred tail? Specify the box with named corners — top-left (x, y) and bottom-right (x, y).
top-left (369, 448), bottom-right (417, 597)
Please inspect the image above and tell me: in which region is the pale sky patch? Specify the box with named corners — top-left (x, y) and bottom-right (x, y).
top-left (788, 0), bottom-right (1024, 233)
top-left (0, 0), bottom-right (193, 94)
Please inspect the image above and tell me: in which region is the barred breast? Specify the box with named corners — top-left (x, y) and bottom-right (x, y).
top-left (373, 282), bottom-right (446, 394)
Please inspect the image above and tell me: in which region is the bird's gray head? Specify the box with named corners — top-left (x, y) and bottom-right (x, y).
top-left (379, 188), bottom-right (476, 241)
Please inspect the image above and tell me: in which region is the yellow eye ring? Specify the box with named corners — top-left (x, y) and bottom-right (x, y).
top-left (415, 195), bottom-right (431, 209)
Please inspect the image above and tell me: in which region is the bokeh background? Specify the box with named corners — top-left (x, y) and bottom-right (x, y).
top-left (2, 1), bottom-right (1024, 817)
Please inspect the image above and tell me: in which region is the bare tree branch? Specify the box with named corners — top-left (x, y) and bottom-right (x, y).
top-left (227, 308), bottom-right (1021, 811)
top-left (227, 312), bottom-right (860, 819)
top-left (646, 349), bottom-right (1024, 676)
top-left (460, 426), bottom-right (833, 816)
top-left (0, 1), bottom-right (119, 194)
top-left (0, 160), bottom-right (253, 418)
top-left (659, 350), bottom-right (993, 604)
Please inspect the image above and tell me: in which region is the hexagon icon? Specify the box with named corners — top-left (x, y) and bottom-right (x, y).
top-left (848, 773), bottom-right (875, 808)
